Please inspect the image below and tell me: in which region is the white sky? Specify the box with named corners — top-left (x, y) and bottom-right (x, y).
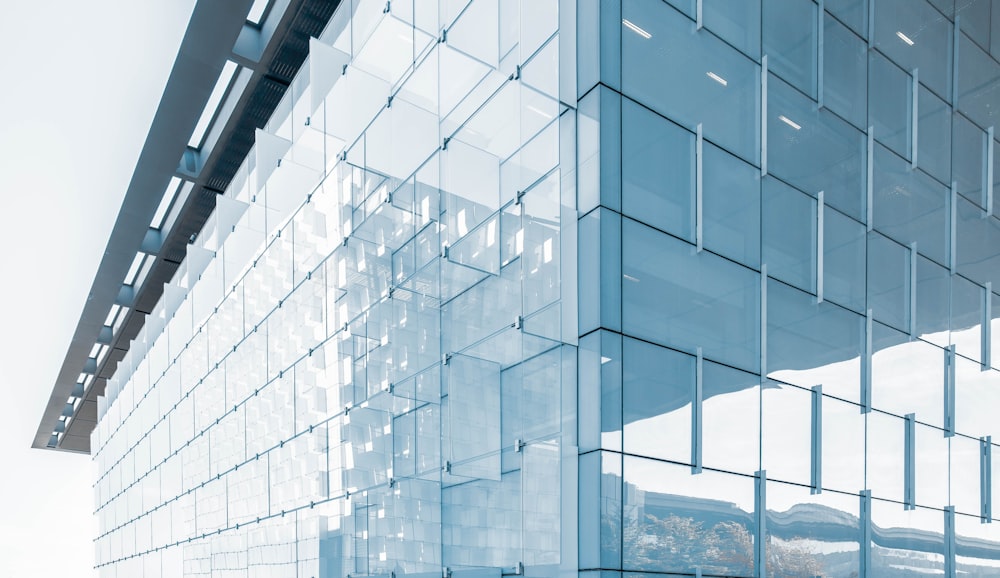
top-left (0, 2), bottom-right (195, 576)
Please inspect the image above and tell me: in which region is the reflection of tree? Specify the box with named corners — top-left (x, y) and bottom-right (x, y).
top-left (615, 511), bottom-right (831, 577)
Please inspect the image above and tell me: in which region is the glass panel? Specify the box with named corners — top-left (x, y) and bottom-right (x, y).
top-left (873, 143), bottom-right (950, 267)
top-left (704, 0), bottom-right (761, 60)
top-left (703, 360), bottom-right (760, 475)
top-left (914, 422), bottom-right (949, 508)
top-left (955, 354), bottom-right (1000, 439)
top-left (874, 0), bottom-right (953, 102)
top-left (768, 73), bottom-right (867, 221)
top-left (762, 381), bottom-right (812, 486)
top-left (622, 337), bottom-right (694, 464)
top-left (622, 218), bottom-right (761, 372)
top-left (579, 330), bottom-right (623, 453)
top-left (916, 255), bottom-right (951, 348)
top-left (869, 52), bottom-right (912, 160)
top-left (867, 410), bottom-right (906, 502)
top-left (824, 206), bottom-right (867, 313)
top-left (765, 480), bottom-right (861, 577)
top-left (871, 501), bottom-right (945, 575)
top-left (953, 113), bottom-right (988, 209)
top-left (867, 232), bottom-right (911, 332)
top-left (826, 0), bottom-right (868, 39)
top-left (703, 141), bottom-right (761, 268)
top-left (622, 457), bottom-right (756, 576)
top-left (958, 33), bottom-right (1000, 130)
top-left (955, 512), bottom-right (1000, 575)
top-left (622, 98), bottom-right (695, 241)
top-left (952, 274), bottom-right (984, 364)
top-left (622, 0), bottom-right (761, 163)
top-left (763, 177), bottom-right (817, 294)
top-left (918, 84), bottom-right (952, 185)
top-left (871, 321), bottom-right (946, 428)
top-left (767, 279), bottom-right (864, 404)
top-left (950, 434), bottom-right (981, 517)
top-left (824, 12), bottom-right (867, 129)
top-left (822, 394), bottom-right (866, 493)
top-left (763, 0), bottom-right (818, 98)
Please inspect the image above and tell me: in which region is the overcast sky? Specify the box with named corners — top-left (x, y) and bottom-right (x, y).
top-left (0, 2), bottom-right (195, 576)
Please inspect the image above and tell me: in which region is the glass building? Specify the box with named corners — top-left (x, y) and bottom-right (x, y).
top-left (32, 0), bottom-right (1000, 576)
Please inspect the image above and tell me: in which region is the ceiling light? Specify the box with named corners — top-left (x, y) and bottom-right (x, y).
top-left (778, 115), bottom-right (802, 130)
top-left (622, 19), bottom-right (652, 39)
top-left (706, 71), bottom-right (728, 86)
top-left (896, 31), bottom-right (915, 46)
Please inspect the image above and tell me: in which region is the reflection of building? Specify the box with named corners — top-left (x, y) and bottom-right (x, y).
top-left (31, 0), bottom-right (1000, 576)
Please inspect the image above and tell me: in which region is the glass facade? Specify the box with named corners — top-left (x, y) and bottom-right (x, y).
top-left (88, 1), bottom-right (1000, 576)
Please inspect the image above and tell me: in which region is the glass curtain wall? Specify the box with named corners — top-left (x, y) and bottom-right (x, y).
top-left (579, 0), bottom-right (1000, 576)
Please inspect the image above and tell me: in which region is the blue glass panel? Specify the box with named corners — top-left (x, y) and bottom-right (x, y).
top-left (762, 380), bottom-right (812, 485)
top-left (951, 273), bottom-right (984, 364)
top-left (765, 480), bottom-right (861, 575)
top-left (703, 141), bottom-right (761, 268)
top-left (871, 321), bottom-right (945, 428)
top-left (824, 13), bottom-right (867, 129)
top-left (622, 0), bottom-right (760, 163)
top-left (622, 218), bottom-right (761, 373)
top-left (869, 52), bottom-right (912, 160)
top-left (767, 279), bottom-right (864, 404)
top-left (763, 177), bottom-right (817, 294)
top-left (768, 74), bottom-right (867, 221)
top-left (872, 143), bottom-right (950, 267)
top-left (867, 410), bottom-right (905, 502)
top-left (917, 84), bottom-right (952, 185)
top-left (704, 0), bottom-right (761, 60)
top-left (958, 0), bottom-right (991, 53)
top-left (953, 113), bottom-right (987, 209)
top-left (826, 0), bottom-right (868, 39)
top-left (622, 98), bottom-right (695, 241)
top-left (914, 255), bottom-right (950, 348)
top-left (764, 0), bottom-right (818, 98)
top-left (867, 232), bottom-right (910, 332)
top-left (874, 0), bottom-right (953, 102)
top-left (958, 23), bottom-right (1000, 129)
top-left (622, 337), bottom-right (694, 464)
top-left (955, 196), bottom-right (1000, 289)
top-left (824, 206), bottom-right (867, 313)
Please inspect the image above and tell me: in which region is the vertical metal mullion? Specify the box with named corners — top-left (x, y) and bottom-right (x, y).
top-left (817, 0), bottom-right (825, 109)
top-left (762, 56), bottom-right (769, 178)
top-left (909, 242), bottom-right (918, 337)
top-left (911, 68), bottom-right (919, 169)
top-left (755, 469), bottom-right (768, 578)
top-left (696, 123), bottom-right (704, 253)
top-left (811, 384), bottom-right (823, 494)
top-left (693, 348), bottom-right (703, 474)
top-left (867, 130), bottom-right (875, 231)
top-left (987, 127), bottom-right (994, 215)
top-left (951, 182), bottom-right (958, 274)
top-left (945, 345), bottom-right (956, 438)
top-left (953, 16), bottom-right (961, 106)
top-left (905, 413), bottom-right (916, 510)
top-left (860, 489), bottom-right (872, 577)
top-left (945, 506), bottom-right (956, 578)
top-left (985, 281), bottom-right (993, 370)
top-left (862, 309), bottom-right (872, 413)
top-left (982, 435), bottom-right (993, 523)
top-left (696, 0), bottom-right (703, 29)
top-left (817, 191), bottom-right (825, 303)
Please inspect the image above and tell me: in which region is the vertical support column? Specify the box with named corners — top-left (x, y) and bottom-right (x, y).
top-left (945, 345), bottom-right (956, 438)
top-left (817, 191), bottom-right (825, 303)
top-left (860, 490), bottom-right (872, 577)
top-left (951, 182), bottom-right (959, 274)
top-left (755, 470), bottom-right (768, 578)
top-left (945, 506), bottom-right (956, 578)
top-left (905, 413), bottom-right (916, 510)
top-left (861, 309), bottom-right (873, 413)
top-left (696, 123), bottom-right (704, 252)
top-left (692, 348), bottom-right (704, 474)
top-left (761, 56), bottom-right (769, 178)
top-left (909, 242), bottom-right (918, 337)
top-left (811, 384), bottom-right (823, 494)
top-left (761, 265), bottom-right (769, 380)
top-left (984, 281), bottom-right (993, 370)
top-left (982, 435), bottom-right (993, 523)
top-left (953, 16), bottom-right (961, 107)
top-left (696, 0), bottom-right (703, 30)
top-left (911, 68), bottom-right (919, 169)
top-left (867, 130), bottom-right (875, 231)
top-left (817, 0), bottom-right (825, 109)
top-left (987, 127), bottom-right (994, 216)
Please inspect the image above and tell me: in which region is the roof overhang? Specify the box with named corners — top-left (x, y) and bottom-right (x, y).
top-left (33, 0), bottom-right (341, 453)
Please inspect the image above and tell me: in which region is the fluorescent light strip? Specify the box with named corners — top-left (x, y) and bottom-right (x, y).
top-left (778, 115), bottom-right (802, 130)
top-left (247, 0), bottom-right (271, 24)
top-left (622, 19), bottom-right (652, 39)
top-left (151, 176), bottom-right (182, 230)
top-left (188, 60), bottom-right (239, 148)
top-left (896, 31), bottom-right (915, 46)
top-left (706, 71), bottom-right (728, 86)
